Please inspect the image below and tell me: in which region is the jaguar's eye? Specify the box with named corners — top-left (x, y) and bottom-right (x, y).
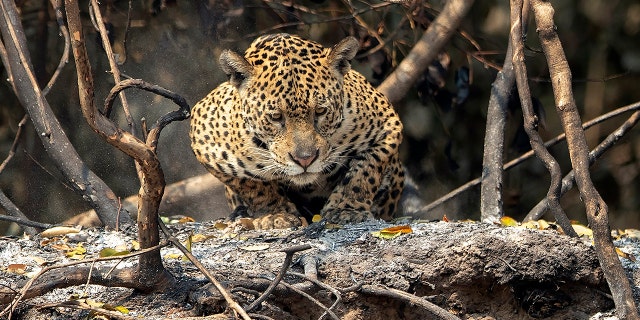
top-left (315, 106), bottom-right (327, 116)
top-left (268, 111), bottom-right (282, 122)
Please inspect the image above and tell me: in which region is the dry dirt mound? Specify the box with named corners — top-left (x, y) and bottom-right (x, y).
top-left (1, 220), bottom-right (632, 319)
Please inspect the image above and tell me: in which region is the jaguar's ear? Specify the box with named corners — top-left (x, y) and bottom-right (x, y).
top-left (327, 36), bottom-right (359, 76)
top-left (219, 50), bottom-right (253, 88)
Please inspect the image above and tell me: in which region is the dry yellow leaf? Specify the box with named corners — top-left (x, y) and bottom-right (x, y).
top-left (190, 233), bottom-right (209, 243)
top-left (537, 219), bottom-right (551, 230)
top-left (178, 216), bottom-right (196, 224)
top-left (571, 224), bottom-right (593, 238)
top-left (520, 221), bottom-right (538, 229)
top-left (500, 216), bottom-right (519, 227)
top-left (214, 221), bottom-right (228, 230)
top-left (372, 225), bottom-right (413, 240)
top-left (40, 226), bottom-right (80, 238)
top-left (164, 253), bottom-right (183, 260)
top-left (65, 243), bottom-right (86, 260)
top-left (6, 264), bottom-right (27, 274)
top-left (616, 248), bottom-right (636, 261)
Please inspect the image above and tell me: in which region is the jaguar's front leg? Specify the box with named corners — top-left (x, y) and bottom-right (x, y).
top-left (322, 129), bottom-right (404, 224)
top-left (218, 174), bottom-right (306, 229)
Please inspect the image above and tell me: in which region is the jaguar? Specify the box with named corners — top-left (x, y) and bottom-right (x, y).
top-left (190, 33), bottom-right (404, 228)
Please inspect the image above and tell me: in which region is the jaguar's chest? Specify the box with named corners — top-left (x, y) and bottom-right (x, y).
top-left (276, 161), bottom-right (348, 217)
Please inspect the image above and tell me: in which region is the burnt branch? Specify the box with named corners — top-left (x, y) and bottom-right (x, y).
top-left (526, 104), bottom-right (640, 221)
top-left (479, 31), bottom-right (515, 223)
top-left (377, 0), bottom-right (474, 104)
top-left (0, 241), bottom-right (169, 317)
top-left (247, 244), bottom-right (312, 312)
top-left (0, 208), bottom-right (52, 230)
top-left (509, 0), bottom-right (576, 237)
top-left (360, 285), bottom-right (461, 320)
top-left (0, 0), bottom-right (132, 229)
top-left (529, 0), bottom-right (639, 317)
top-left (64, 0), bottom-right (190, 291)
top-left (42, 0), bottom-right (69, 96)
top-left (157, 220), bottom-right (251, 320)
top-left (103, 79), bottom-right (190, 150)
top-left (421, 101), bottom-right (640, 215)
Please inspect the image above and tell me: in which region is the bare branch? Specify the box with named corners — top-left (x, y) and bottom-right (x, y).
top-left (157, 220), bottom-right (252, 320)
top-left (526, 106), bottom-right (640, 220)
top-left (0, 0), bottom-right (132, 228)
top-left (0, 115), bottom-right (27, 174)
top-left (64, 0), bottom-right (185, 289)
top-left (377, 0), bottom-right (474, 104)
top-left (247, 244), bottom-right (312, 312)
top-left (360, 285), bottom-right (461, 320)
top-left (479, 32), bottom-right (515, 223)
top-left (422, 98), bottom-right (640, 216)
top-left (90, 0), bottom-right (135, 134)
top-left (510, 0), bottom-right (575, 237)
top-left (42, 0), bottom-right (70, 96)
top-left (529, 0), bottom-right (639, 317)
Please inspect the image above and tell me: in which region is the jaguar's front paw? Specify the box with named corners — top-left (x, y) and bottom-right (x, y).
top-left (252, 213), bottom-right (308, 229)
top-left (322, 208), bottom-right (374, 225)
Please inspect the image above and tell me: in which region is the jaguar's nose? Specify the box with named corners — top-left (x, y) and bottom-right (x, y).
top-left (290, 149), bottom-right (319, 169)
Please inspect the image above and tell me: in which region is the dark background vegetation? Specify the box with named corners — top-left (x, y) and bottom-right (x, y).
top-left (1, 0), bottom-right (640, 234)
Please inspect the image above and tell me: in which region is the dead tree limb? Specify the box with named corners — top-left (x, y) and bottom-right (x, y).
top-left (529, 0), bottom-right (639, 318)
top-left (510, 0), bottom-right (576, 237)
top-left (65, 0), bottom-right (188, 290)
top-left (42, 0), bottom-right (69, 96)
top-left (377, 0), bottom-right (474, 104)
top-left (420, 101), bottom-right (640, 215)
top-left (479, 32), bottom-right (515, 223)
top-left (0, 190), bottom-right (52, 233)
top-left (526, 107), bottom-right (640, 221)
top-left (0, 0), bottom-right (132, 229)
top-left (0, 241), bottom-right (170, 317)
top-left (158, 221), bottom-right (251, 320)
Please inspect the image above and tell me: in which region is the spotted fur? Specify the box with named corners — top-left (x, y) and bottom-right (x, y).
top-left (190, 34), bottom-right (404, 228)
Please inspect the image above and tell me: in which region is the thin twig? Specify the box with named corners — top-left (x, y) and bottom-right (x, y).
top-left (0, 116), bottom-right (34, 236)
top-left (0, 212), bottom-right (53, 229)
top-left (248, 313), bottom-right (276, 320)
top-left (90, 0), bottom-right (135, 133)
top-left (121, 0), bottom-right (132, 65)
top-left (526, 108), bottom-right (640, 220)
top-left (247, 244), bottom-right (312, 311)
top-left (288, 271), bottom-right (341, 320)
top-left (42, 0), bottom-right (69, 96)
top-left (419, 101), bottom-right (640, 214)
top-left (0, 114), bottom-right (28, 174)
top-left (360, 285), bottom-right (461, 320)
top-left (275, 279), bottom-right (340, 320)
top-left (157, 220), bottom-right (252, 320)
